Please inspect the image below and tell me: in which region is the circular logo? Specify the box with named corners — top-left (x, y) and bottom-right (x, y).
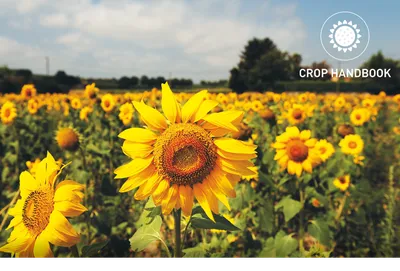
top-left (320, 11), bottom-right (370, 61)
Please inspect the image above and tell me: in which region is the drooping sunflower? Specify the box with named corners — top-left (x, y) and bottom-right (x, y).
top-left (1, 101), bottom-right (17, 125)
top-left (55, 126), bottom-right (81, 152)
top-left (79, 106), bottom-right (93, 122)
top-left (272, 126), bottom-right (321, 177)
top-left (339, 134), bottom-right (364, 156)
top-left (20, 84), bottom-right (37, 100)
top-left (350, 108), bottom-right (370, 126)
top-left (0, 152), bottom-right (86, 257)
top-left (333, 175), bottom-right (350, 191)
top-left (114, 82), bottom-right (257, 221)
top-left (314, 139), bottom-right (335, 162)
top-left (84, 83), bottom-right (99, 99)
top-left (101, 94), bottom-right (116, 113)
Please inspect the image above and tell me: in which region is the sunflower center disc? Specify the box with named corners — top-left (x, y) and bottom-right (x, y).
top-left (154, 123), bottom-right (217, 186)
top-left (348, 141), bottom-right (357, 149)
top-left (286, 139), bottom-right (309, 162)
top-left (292, 109), bottom-right (303, 120)
top-left (23, 189), bottom-right (54, 236)
top-left (4, 108), bottom-right (10, 118)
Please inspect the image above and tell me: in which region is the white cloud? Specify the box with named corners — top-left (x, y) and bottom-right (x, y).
top-left (15, 0), bottom-right (48, 14)
top-left (40, 13), bottom-right (69, 27)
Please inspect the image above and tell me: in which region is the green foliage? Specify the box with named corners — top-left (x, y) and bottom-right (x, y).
top-left (275, 196), bottom-right (303, 222)
top-left (191, 207), bottom-right (240, 231)
top-left (130, 216), bottom-right (164, 252)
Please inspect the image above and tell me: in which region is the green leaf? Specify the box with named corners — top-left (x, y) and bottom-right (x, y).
top-left (81, 240), bottom-right (109, 257)
top-left (258, 199), bottom-right (274, 233)
top-left (275, 196), bottom-right (303, 222)
top-left (259, 237), bottom-right (276, 257)
top-left (136, 198), bottom-right (157, 227)
top-left (86, 143), bottom-right (110, 155)
top-left (308, 219), bottom-right (331, 247)
top-left (183, 246), bottom-right (207, 257)
top-left (191, 207), bottom-right (240, 231)
top-left (275, 232), bottom-right (298, 257)
top-left (130, 216), bottom-right (164, 252)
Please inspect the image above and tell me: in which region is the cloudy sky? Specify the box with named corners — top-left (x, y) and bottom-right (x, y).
top-left (0, 0), bottom-right (399, 82)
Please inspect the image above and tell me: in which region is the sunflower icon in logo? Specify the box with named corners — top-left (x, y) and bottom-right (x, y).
top-left (329, 20), bottom-right (361, 53)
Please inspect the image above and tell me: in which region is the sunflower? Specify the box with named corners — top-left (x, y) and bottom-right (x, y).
top-left (21, 84), bottom-right (37, 100)
top-left (55, 127), bottom-right (80, 152)
top-left (287, 104), bottom-right (307, 125)
top-left (315, 139), bottom-right (335, 162)
top-left (251, 100), bottom-right (264, 112)
top-left (272, 126), bottom-right (321, 177)
top-left (1, 101), bottom-right (17, 125)
top-left (79, 106), bottom-right (93, 122)
top-left (350, 108), bottom-right (370, 126)
top-left (333, 175), bottom-right (350, 191)
top-left (119, 102), bottom-right (135, 126)
top-left (0, 152), bottom-right (86, 257)
top-left (84, 83), bottom-right (99, 99)
top-left (26, 158), bottom-right (41, 177)
top-left (101, 94), bottom-right (115, 113)
top-left (27, 99), bottom-right (39, 115)
top-left (114, 82), bottom-right (257, 221)
top-left (70, 98), bottom-right (82, 110)
top-left (339, 134), bottom-right (364, 156)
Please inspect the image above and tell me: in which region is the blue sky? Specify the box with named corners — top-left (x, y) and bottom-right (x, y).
top-left (0, 0), bottom-right (398, 82)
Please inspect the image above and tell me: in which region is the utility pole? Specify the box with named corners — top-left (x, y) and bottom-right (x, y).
top-left (336, 60), bottom-right (341, 93)
top-left (45, 56), bottom-right (50, 75)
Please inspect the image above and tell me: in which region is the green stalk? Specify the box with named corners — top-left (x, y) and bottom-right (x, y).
top-left (174, 209), bottom-right (182, 257)
top-left (297, 180), bottom-right (305, 254)
top-left (70, 245), bottom-right (80, 257)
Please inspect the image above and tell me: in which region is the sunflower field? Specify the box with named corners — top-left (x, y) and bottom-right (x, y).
top-left (0, 83), bottom-right (399, 258)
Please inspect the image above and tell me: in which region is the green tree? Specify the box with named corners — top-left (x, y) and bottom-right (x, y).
top-left (360, 51), bottom-right (399, 88)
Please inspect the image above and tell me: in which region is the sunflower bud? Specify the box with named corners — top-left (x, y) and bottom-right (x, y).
top-left (337, 124), bottom-right (355, 137)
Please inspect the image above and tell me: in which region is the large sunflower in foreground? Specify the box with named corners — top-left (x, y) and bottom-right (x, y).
top-left (0, 152), bottom-right (86, 257)
top-left (272, 126), bottom-right (321, 177)
top-left (114, 83), bottom-right (257, 221)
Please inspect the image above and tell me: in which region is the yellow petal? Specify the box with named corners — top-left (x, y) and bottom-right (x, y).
top-left (6, 216), bottom-right (22, 230)
top-left (134, 173), bottom-right (161, 200)
top-left (162, 82), bottom-right (181, 124)
top-left (133, 101), bottom-right (167, 131)
top-left (118, 128), bottom-right (157, 143)
top-left (214, 138), bottom-right (256, 154)
top-left (122, 141), bottom-right (153, 158)
top-left (287, 160), bottom-right (296, 175)
top-left (302, 160), bottom-right (313, 173)
top-left (202, 111), bottom-right (241, 132)
top-left (33, 233), bottom-right (53, 258)
top-left (208, 167), bottom-right (236, 198)
top-left (286, 126), bottom-right (300, 138)
top-left (114, 156), bottom-right (153, 179)
top-left (119, 165), bottom-right (156, 193)
top-left (178, 185), bottom-right (194, 217)
top-left (200, 183), bottom-right (219, 215)
top-left (152, 179), bottom-right (170, 205)
top-left (193, 183), bottom-right (215, 222)
top-left (54, 201), bottom-right (87, 217)
top-left (192, 100), bottom-right (218, 123)
top-left (300, 130), bottom-right (311, 140)
top-left (203, 178), bottom-right (230, 211)
top-left (161, 184), bottom-right (179, 215)
top-left (274, 149), bottom-right (286, 160)
top-left (19, 171), bottom-right (39, 198)
top-left (181, 90), bottom-right (208, 123)
top-left (305, 138), bottom-right (317, 147)
top-left (295, 163), bottom-right (303, 177)
top-left (46, 210), bottom-right (80, 247)
top-left (217, 149), bottom-right (257, 161)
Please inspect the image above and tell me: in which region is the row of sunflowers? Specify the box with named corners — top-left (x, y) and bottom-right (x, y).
top-left (0, 83), bottom-right (399, 257)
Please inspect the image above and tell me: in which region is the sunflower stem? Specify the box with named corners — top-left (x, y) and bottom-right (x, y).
top-left (297, 180), bottom-right (305, 254)
top-left (173, 209), bottom-right (182, 257)
top-left (70, 245), bottom-right (80, 257)
top-left (79, 146), bottom-right (91, 244)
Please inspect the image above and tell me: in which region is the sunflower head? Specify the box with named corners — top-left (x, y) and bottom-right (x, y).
top-left (350, 108), bottom-right (370, 126)
top-left (337, 123), bottom-right (355, 137)
top-left (55, 126), bottom-right (80, 152)
top-left (115, 82), bottom-right (257, 221)
top-left (259, 108), bottom-right (275, 122)
top-left (339, 134), bottom-right (364, 156)
top-left (84, 83), bottom-right (99, 99)
top-left (70, 98), bottom-right (82, 110)
top-left (21, 84), bottom-right (37, 100)
top-left (1, 101), bottom-right (17, 125)
top-left (333, 175), bottom-right (350, 191)
top-left (315, 139), bottom-right (335, 162)
top-left (0, 152), bottom-right (86, 257)
top-left (287, 104), bottom-right (307, 125)
top-left (273, 126), bottom-right (321, 178)
top-left (27, 99), bottom-right (39, 115)
top-left (101, 94), bottom-right (116, 113)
